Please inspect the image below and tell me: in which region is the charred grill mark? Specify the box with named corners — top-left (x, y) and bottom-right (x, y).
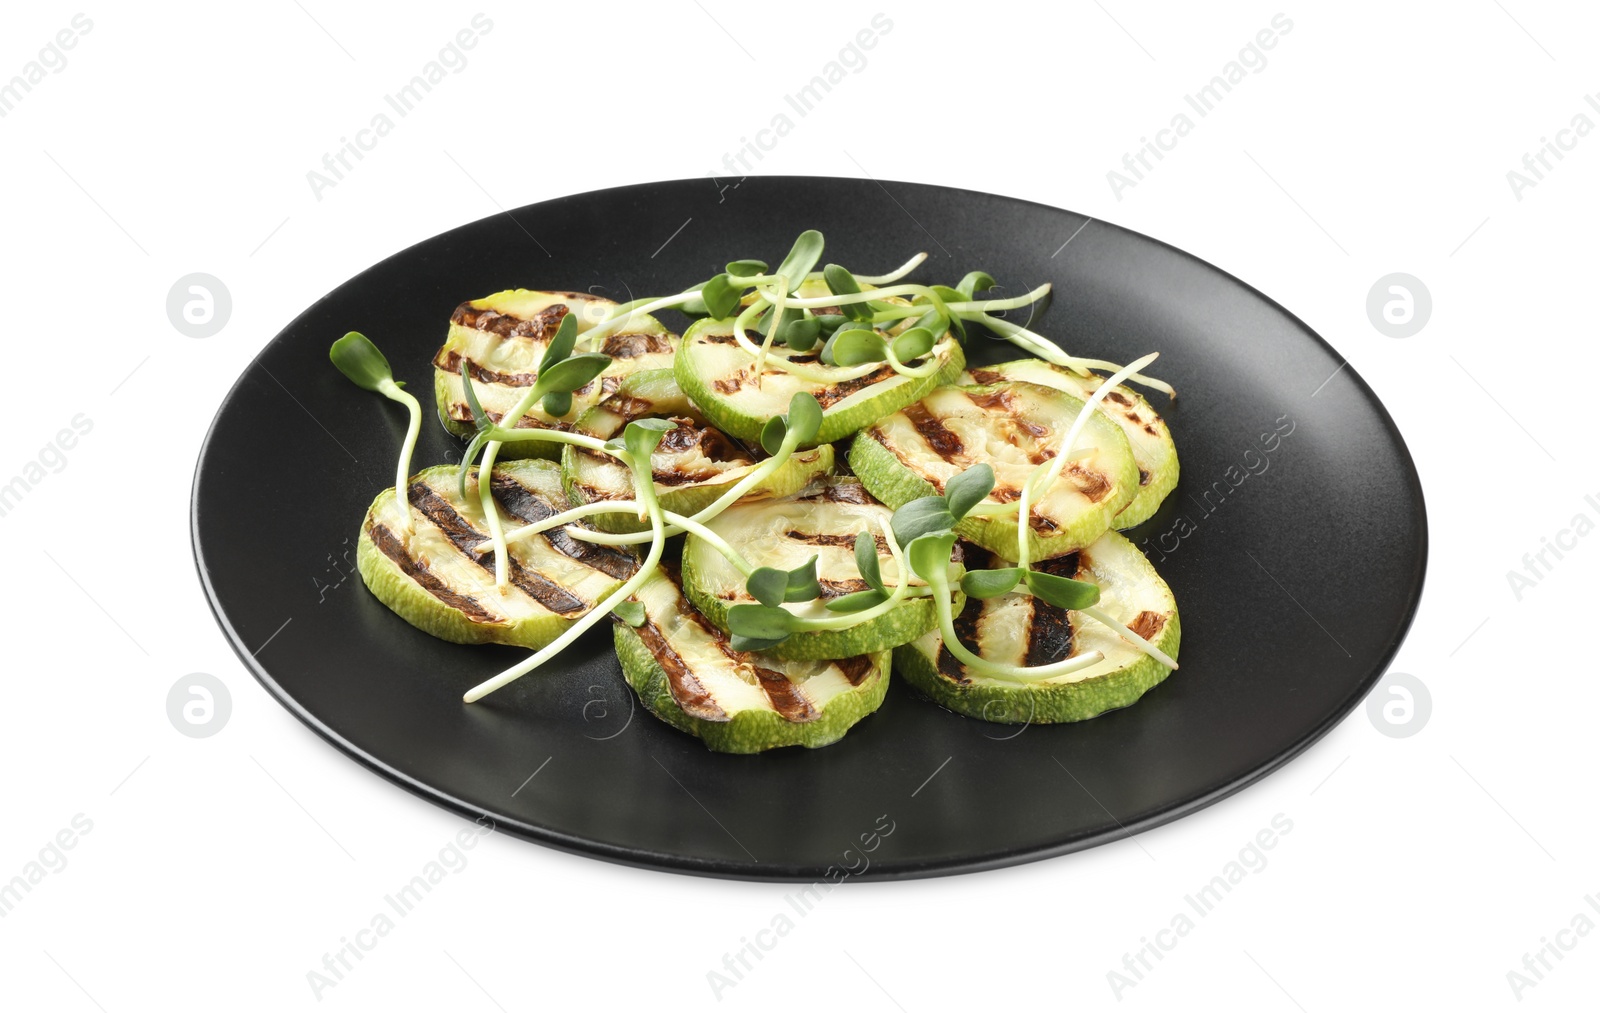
top-left (601, 395), bottom-right (655, 420)
top-left (407, 482), bottom-right (588, 614)
top-left (818, 578), bottom-right (872, 598)
top-left (814, 364), bottom-right (898, 409)
top-left (1138, 468), bottom-right (1151, 486)
top-left (601, 331), bottom-right (673, 359)
top-left (488, 475), bottom-right (638, 581)
top-left (964, 389), bottom-right (1013, 412)
top-left (937, 596), bottom-right (984, 684)
top-left (656, 419), bottom-right (755, 464)
top-left (1065, 461), bottom-right (1114, 503)
top-left (435, 351), bottom-right (540, 386)
top-left (712, 375), bottom-right (743, 394)
top-left (801, 481), bottom-right (875, 506)
top-left (450, 301), bottom-right (570, 339)
top-left (988, 485), bottom-right (1021, 503)
top-left (634, 619), bottom-right (729, 721)
top-left (834, 655), bottom-right (874, 686)
top-left (1105, 390), bottom-right (1132, 407)
top-left (1128, 610), bottom-right (1168, 642)
top-left (752, 665), bottom-right (820, 722)
top-left (703, 331), bottom-right (738, 345)
top-left (463, 409), bottom-right (566, 431)
top-left (901, 403), bottom-right (964, 460)
top-left (1022, 559), bottom-right (1079, 667)
top-left (783, 531), bottom-right (891, 553)
top-left (966, 368), bottom-right (1002, 385)
top-left (367, 521), bottom-right (503, 625)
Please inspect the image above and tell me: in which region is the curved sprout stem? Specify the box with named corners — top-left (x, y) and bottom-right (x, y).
top-left (750, 274), bottom-right (788, 384)
top-left (463, 448), bottom-right (668, 704)
top-left (854, 251), bottom-right (928, 285)
top-left (1080, 605), bottom-right (1179, 670)
top-left (1015, 352), bottom-right (1160, 569)
top-left (376, 379), bottom-right (422, 536)
top-left (925, 568), bottom-right (1104, 682)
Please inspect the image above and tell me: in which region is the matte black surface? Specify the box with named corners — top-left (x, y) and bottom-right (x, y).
top-left (192, 177), bottom-right (1427, 881)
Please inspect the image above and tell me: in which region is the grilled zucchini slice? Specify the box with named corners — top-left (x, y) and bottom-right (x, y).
top-left (560, 369), bottom-right (834, 533)
top-left (679, 479), bottom-right (955, 660)
top-left (893, 532), bottom-right (1180, 723)
top-left (615, 565), bottom-right (891, 753)
top-left (433, 289), bottom-right (678, 459)
top-left (356, 460), bottom-right (637, 649)
top-left (963, 360), bottom-right (1177, 529)
top-left (848, 380), bottom-right (1139, 562)
top-left (674, 317), bottom-right (965, 447)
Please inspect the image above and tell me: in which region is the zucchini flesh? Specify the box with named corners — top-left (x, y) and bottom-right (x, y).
top-left (356, 459), bottom-right (635, 650)
top-left (560, 369), bottom-right (833, 533)
top-left (893, 531), bottom-right (1179, 723)
top-left (433, 290), bottom-right (678, 457)
top-left (615, 565), bottom-right (890, 752)
top-left (849, 380), bottom-right (1139, 561)
top-left (963, 360), bottom-right (1176, 529)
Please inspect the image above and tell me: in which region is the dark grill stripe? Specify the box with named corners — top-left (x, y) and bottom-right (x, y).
top-left (633, 618), bottom-right (729, 721)
top-left (937, 595), bottom-right (984, 683)
top-left (818, 578), bottom-right (871, 598)
top-left (486, 475), bottom-right (638, 581)
top-left (784, 530), bottom-right (891, 552)
top-left (435, 350), bottom-right (539, 386)
top-left (1025, 552), bottom-right (1080, 667)
top-left (407, 482), bottom-right (589, 615)
top-left (449, 300), bottom-right (570, 338)
top-left (367, 521), bottom-right (503, 625)
top-left (900, 402), bottom-right (964, 460)
top-left (753, 666), bottom-right (819, 722)
top-left (834, 655), bottom-right (874, 686)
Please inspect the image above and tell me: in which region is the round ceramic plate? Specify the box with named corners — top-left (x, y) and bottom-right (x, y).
top-left (192, 176), bottom-right (1426, 881)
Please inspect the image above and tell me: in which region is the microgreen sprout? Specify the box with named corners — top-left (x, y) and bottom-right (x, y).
top-left (329, 332), bottom-right (422, 535)
top-left (462, 417), bottom-right (674, 703)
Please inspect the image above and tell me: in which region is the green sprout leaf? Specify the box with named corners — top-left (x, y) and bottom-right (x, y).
top-left (821, 327), bottom-right (885, 367)
top-left (542, 313), bottom-right (578, 370)
top-left (890, 326), bottom-right (935, 363)
top-left (727, 603), bottom-right (797, 651)
top-left (906, 532), bottom-right (958, 583)
top-left (746, 567), bottom-right (790, 608)
top-left (612, 600), bottom-right (647, 627)
top-left (329, 332), bottom-right (395, 392)
top-left (785, 391), bottom-right (823, 445)
top-left (854, 530), bottom-right (886, 596)
top-left (783, 555), bottom-right (821, 602)
top-left (622, 417), bottom-right (674, 460)
top-left (535, 353), bottom-right (610, 398)
top-left (726, 259), bottom-right (767, 277)
top-left (700, 272), bottom-right (743, 319)
top-left (943, 463), bottom-right (995, 521)
top-left (775, 229), bottom-right (825, 292)
top-left (1024, 569), bottom-right (1102, 610)
top-left (759, 414), bottom-right (788, 456)
top-left (891, 496), bottom-right (956, 548)
top-left (824, 588), bottom-right (889, 613)
top-left (779, 314), bottom-right (822, 351)
top-left (961, 567), bottom-right (1023, 599)
top-left (957, 271), bottom-right (996, 299)
top-left (823, 264), bottom-right (874, 323)
top-left (540, 391), bottom-right (572, 418)
top-left (813, 313), bottom-right (846, 335)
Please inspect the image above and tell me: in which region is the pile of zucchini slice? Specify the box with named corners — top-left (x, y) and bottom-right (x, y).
top-left (335, 240), bottom-right (1182, 753)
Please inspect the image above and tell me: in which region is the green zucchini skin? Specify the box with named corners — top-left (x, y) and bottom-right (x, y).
top-left (892, 532), bottom-right (1180, 723)
top-left (614, 567), bottom-right (891, 753)
top-left (559, 369), bottom-right (834, 534)
top-left (432, 290), bottom-right (678, 460)
top-left (355, 460), bottom-right (635, 650)
top-left (962, 360), bottom-right (1177, 530)
top-left (678, 480), bottom-right (957, 661)
top-left (848, 381), bottom-right (1140, 562)
top-left (674, 317), bottom-right (966, 447)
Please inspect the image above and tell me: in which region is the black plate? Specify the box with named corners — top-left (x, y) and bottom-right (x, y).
top-left (193, 176), bottom-right (1426, 881)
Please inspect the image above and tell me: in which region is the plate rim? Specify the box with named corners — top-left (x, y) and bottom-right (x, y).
top-left (191, 174), bottom-right (1428, 882)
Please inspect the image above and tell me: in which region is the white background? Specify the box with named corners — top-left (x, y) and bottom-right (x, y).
top-left (2, 1), bottom-right (1596, 1009)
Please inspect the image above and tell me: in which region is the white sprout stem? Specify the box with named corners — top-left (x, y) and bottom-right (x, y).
top-left (729, 297), bottom-right (882, 384)
top-left (750, 275), bottom-right (789, 383)
top-left (669, 512), bottom-right (754, 575)
top-left (882, 337), bottom-right (944, 379)
top-left (475, 499), bottom-right (643, 554)
top-left (478, 439), bottom-right (512, 588)
top-left (377, 379), bottom-right (422, 536)
top-left (963, 311), bottom-right (1176, 396)
top-left (463, 452), bottom-right (667, 704)
top-left (483, 426), bottom-right (611, 453)
top-left (575, 289), bottom-right (701, 351)
top-left (1015, 352), bottom-right (1161, 569)
top-left (562, 430), bottom-right (808, 546)
top-left (1081, 605), bottom-right (1179, 670)
top-left (942, 283), bottom-right (1053, 313)
top-left (927, 571), bottom-right (1104, 681)
top-left (854, 250), bottom-right (928, 285)
top-left (757, 281), bottom-right (941, 311)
